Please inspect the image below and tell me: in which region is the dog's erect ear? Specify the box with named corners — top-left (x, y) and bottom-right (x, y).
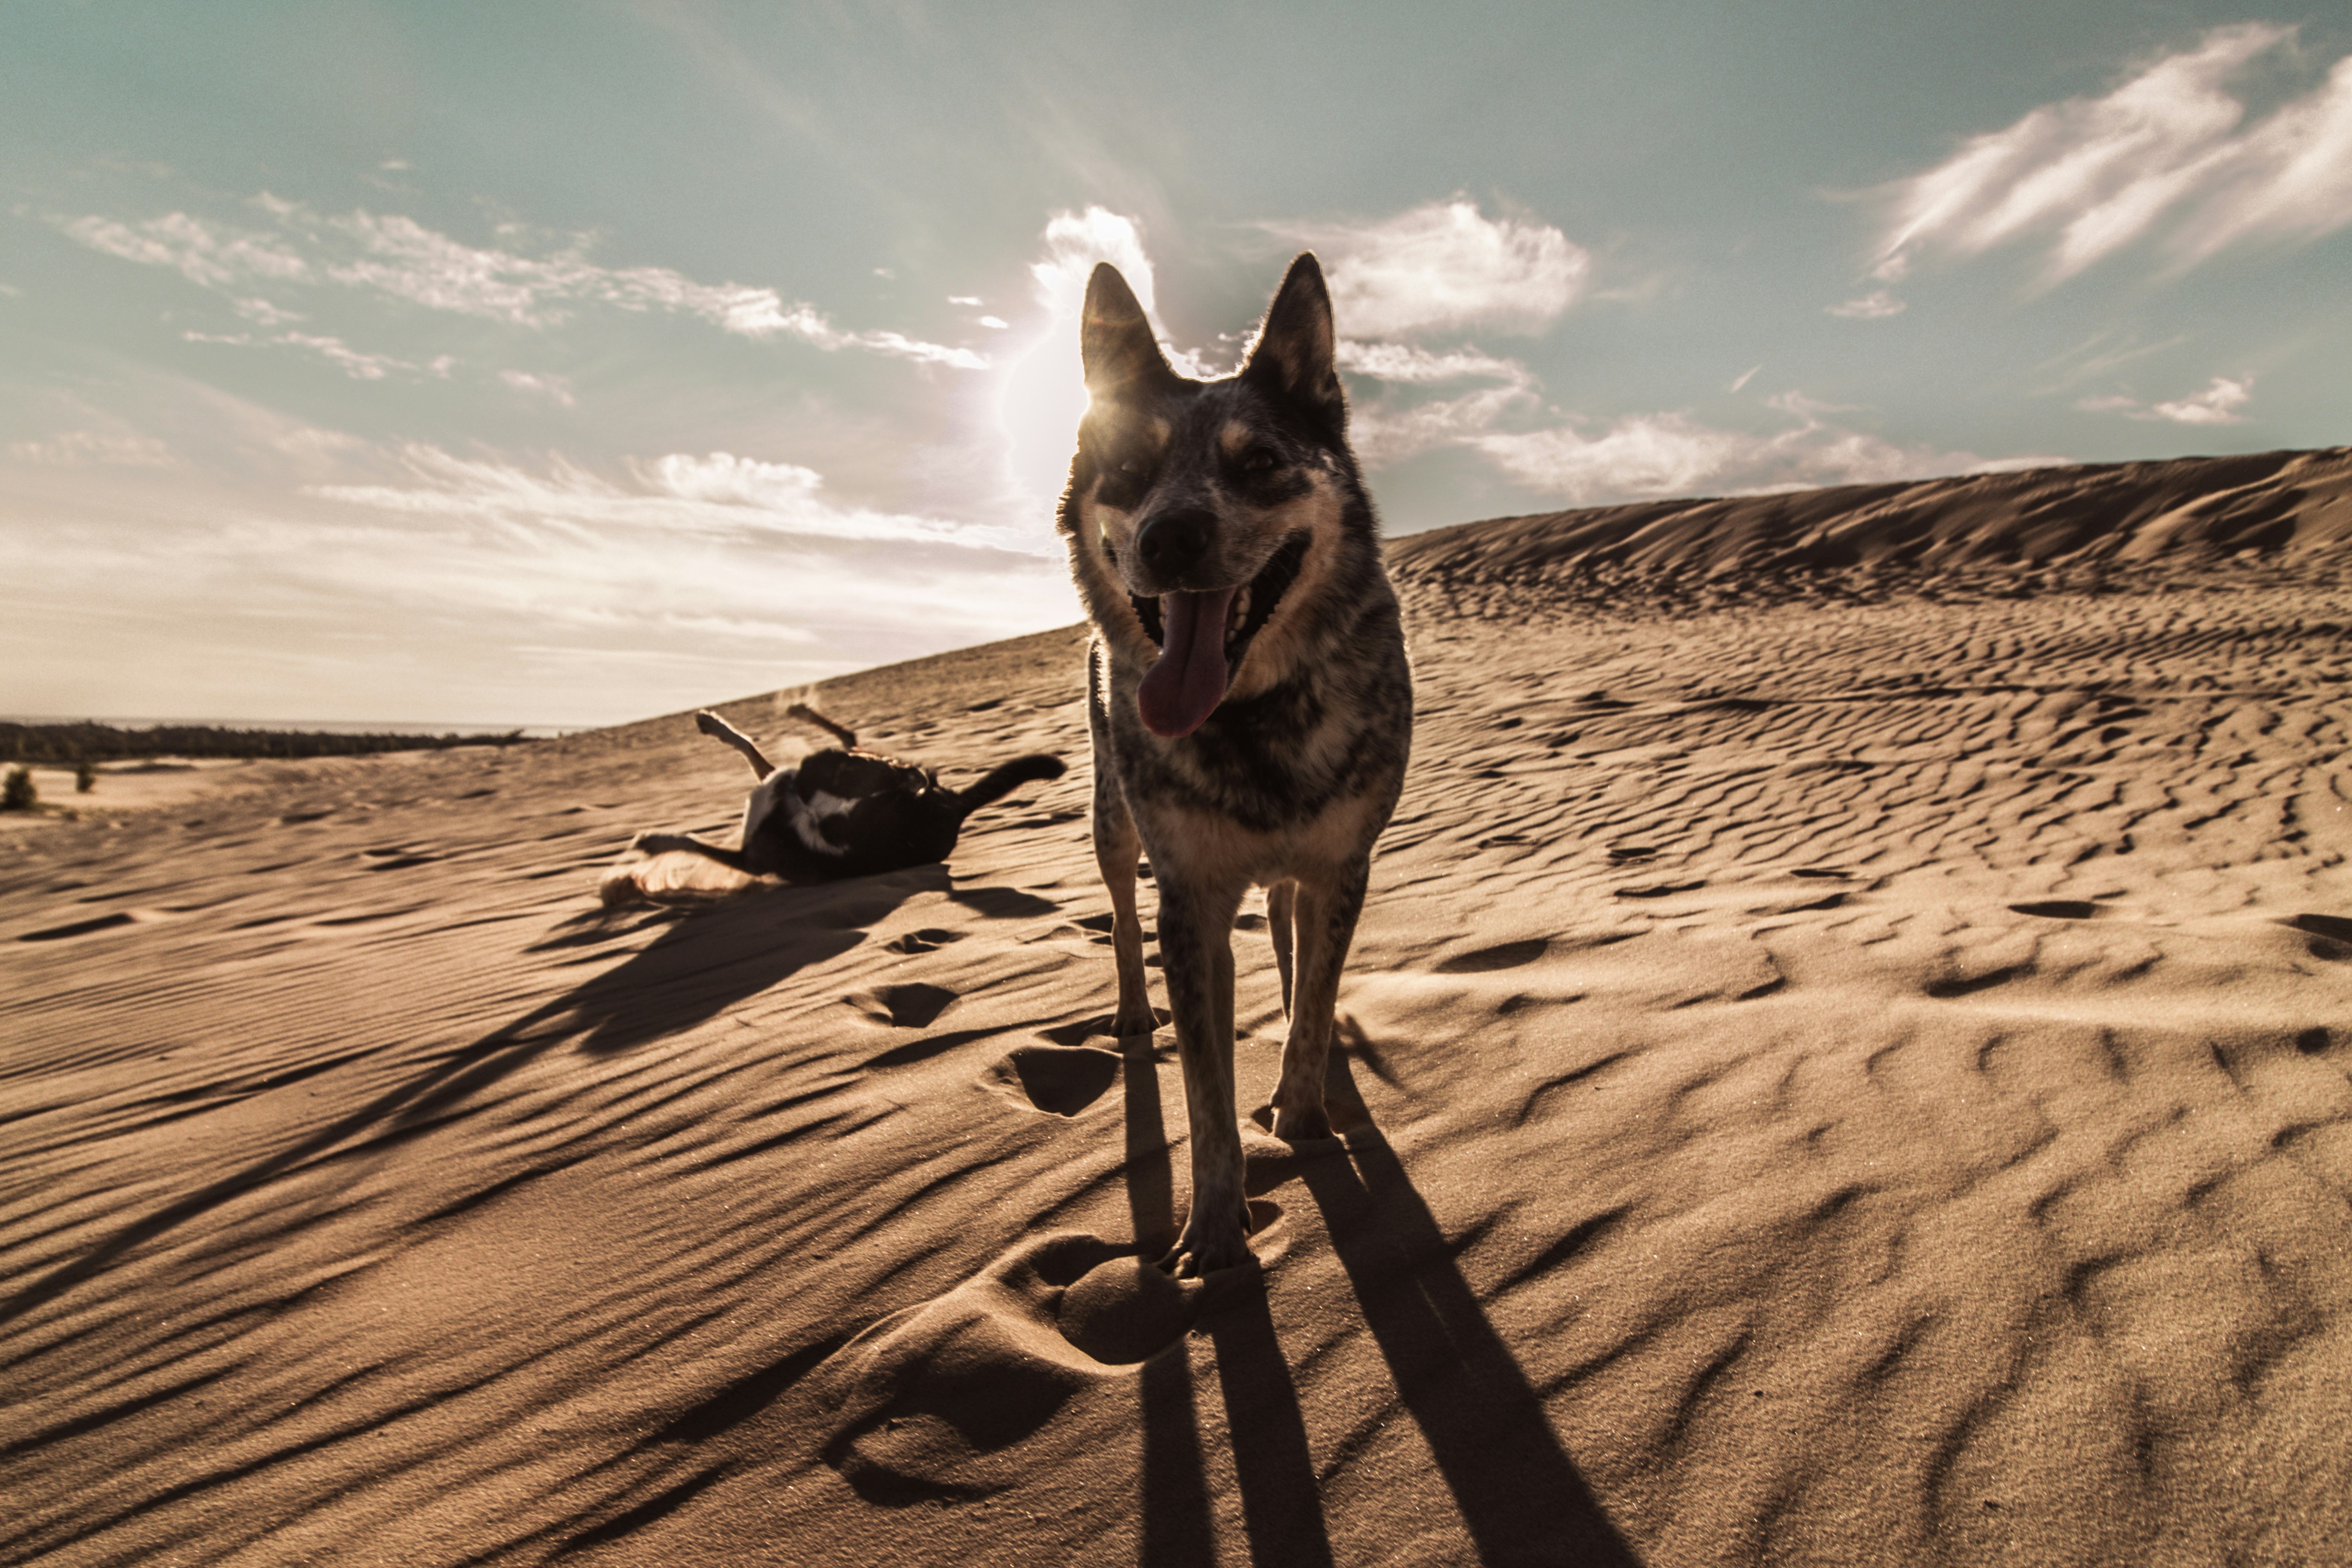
top-left (1242, 252), bottom-right (1344, 431)
top-left (1081, 264), bottom-right (1171, 399)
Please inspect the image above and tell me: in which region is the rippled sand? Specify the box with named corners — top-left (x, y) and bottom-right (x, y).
top-left (7, 447), bottom-right (2351, 1565)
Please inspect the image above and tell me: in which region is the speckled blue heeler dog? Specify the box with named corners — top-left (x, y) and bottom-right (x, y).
top-left (1061, 254), bottom-right (1414, 1276)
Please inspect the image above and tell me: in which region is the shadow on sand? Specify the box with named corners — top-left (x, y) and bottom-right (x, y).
top-left (1, 865), bottom-right (945, 1329)
top-left (1127, 1036), bottom-right (1641, 1568)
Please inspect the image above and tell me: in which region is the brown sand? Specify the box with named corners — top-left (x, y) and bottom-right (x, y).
top-left (6, 445), bottom-right (2352, 1566)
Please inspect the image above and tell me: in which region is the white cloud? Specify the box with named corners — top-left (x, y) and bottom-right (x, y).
top-left (1764, 389), bottom-right (1858, 418)
top-left (284, 331), bottom-right (439, 380)
top-left (5, 430), bottom-right (174, 467)
top-left (1351, 375), bottom-right (2055, 504)
top-left (1872, 24), bottom-right (2352, 284)
top-left (1030, 206), bottom-right (1158, 319)
top-left (1728, 364), bottom-right (1762, 393)
top-left (2151, 375), bottom-right (2254, 422)
top-left (60, 199), bottom-right (987, 369)
top-left (182, 325), bottom-right (446, 380)
top-left (1335, 340), bottom-right (1533, 386)
top-left (310, 446), bottom-right (1030, 550)
top-left (4, 428), bottom-right (1078, 725)
top-left (499, 369), bottom-right (576, 406)
top-left (1350, 384), bottom-right (1536, 466)
top-left (1826, 289), bottom-right (1906, 319)
top-left (1472, 409), bottom-right (2048, 504)
top-left (233, 296), bottom-right (304, 325)
top-left (1271, 199), bottom-right (1589, 337)
top-left (2076, 373), bottom-right (2254, 424)
top-left (63, 212), bottom-right (310, 290)
top-left (999, 207), bottom-right (1233, 506)
top-left (947, 294), bottom-right (982, 306)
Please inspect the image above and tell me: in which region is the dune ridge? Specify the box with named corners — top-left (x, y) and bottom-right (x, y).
top-left (4, 448), bottom-right (2351, 1565)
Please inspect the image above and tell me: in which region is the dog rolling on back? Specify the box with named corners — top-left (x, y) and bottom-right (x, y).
top-left (631, 705), bottom-right (1066, 882)
top-left (1061, 253), bottom-right (1414, 1275)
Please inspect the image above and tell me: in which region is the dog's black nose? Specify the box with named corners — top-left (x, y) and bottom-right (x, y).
top-left (1137, 509), bottom-right (1212, 579)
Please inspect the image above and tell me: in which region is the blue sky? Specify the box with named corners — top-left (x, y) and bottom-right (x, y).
top-left (5, 3), bottom-right (2348, 726)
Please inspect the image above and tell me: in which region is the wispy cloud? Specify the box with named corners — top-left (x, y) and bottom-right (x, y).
top-left (1346, 370), bottom-right (2056, 503)
top-left (499, 369), bottom-right (576, 406)
top-left (310, 446), bottom-right (1031, 550)
top-left (1335, 340), bottom-right (1533, 386)
top-left (62, 198), bottom-right (989, 368)
top-left (182, 326), bottom-right (449, 381)
top-left (1869, 24), bottom-right (2352, 288)
top-left (65, 211), bottom-right (310, 289)
top-left (5, 430), bottom-right (174, 467)
top-left (1350, 384), bottom-right (1537, 466)
top-left (1826, 289), bottom-right (1906, 319)
top-left (1471, 407), bottom-right (2052, 504)
top-left (2077, 373), bottom-right (2254, 424)
top-left (1270, 199), bottom-right (1589, 337)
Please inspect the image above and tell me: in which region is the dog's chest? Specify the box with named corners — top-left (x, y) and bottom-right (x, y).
top-left (1109, 642), bottom-right (1410, 837)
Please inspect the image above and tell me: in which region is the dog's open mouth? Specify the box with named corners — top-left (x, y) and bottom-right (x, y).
top-left (1134, 532), bottom-right (1309, 738)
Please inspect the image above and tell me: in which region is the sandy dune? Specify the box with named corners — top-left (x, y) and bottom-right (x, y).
top-left (6, 445), bottom-right (2352, 1565)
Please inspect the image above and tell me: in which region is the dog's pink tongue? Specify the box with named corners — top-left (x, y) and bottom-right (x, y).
top-left (1137, 588), bottom-right (1236, 738)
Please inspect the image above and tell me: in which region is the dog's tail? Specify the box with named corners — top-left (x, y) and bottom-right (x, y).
top-left (952, 754), bottom-right (1067, 820)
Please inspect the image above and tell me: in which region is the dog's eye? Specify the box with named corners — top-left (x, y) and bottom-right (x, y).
top-left (1239, 448), bottom-right (1279, 474)
top-left (1117, 458), bottom-right (1148, 477)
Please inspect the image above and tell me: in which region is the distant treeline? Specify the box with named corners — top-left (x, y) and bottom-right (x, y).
top-left (2, 721), bottom-right (535, 764)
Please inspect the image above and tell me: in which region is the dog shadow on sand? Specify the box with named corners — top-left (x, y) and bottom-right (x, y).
top-left (1124, 1030), bottom-right (1642, 1567)
top-left (0, 865), bottom-right (947, 1329)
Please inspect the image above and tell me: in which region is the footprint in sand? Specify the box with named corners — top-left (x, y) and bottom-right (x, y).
top-left (982, 1046), bottom-right (1120, 1116)
top-left (845, 983), bottom-right (961, 1029)
top-left (1036, 1010), bottom-right (1169, 1046)
top-left (882, 927), bottom-right (966, 955)
top-left (819, 1234), bottom-right (1213, 1501)
top-left (948, 886), bottom-right (1060, 919)
top-left (1435, 937), bottom-right (1552, 973)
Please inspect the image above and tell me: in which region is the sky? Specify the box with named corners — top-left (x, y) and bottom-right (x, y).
top-left (4, 2), bottom-right (2349, 728)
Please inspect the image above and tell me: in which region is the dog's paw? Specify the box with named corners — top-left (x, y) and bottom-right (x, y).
top-left (1159, 1203), bottom-right (1255, 1279)
top-left (1269, 1102), bottom-right (1333, 1143)
top-left (692, 709), bottom-right (727, 736)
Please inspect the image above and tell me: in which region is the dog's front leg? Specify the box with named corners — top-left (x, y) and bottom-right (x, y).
top-left (1269, 854), bottom-right (1370, 1143)
top-left (1266, 878), bottom-right (1297, 1018)
top-left (1157, 874), bottom-right (1251, 1276)
top-left (1092, 781), bottom-right (1157, 1038)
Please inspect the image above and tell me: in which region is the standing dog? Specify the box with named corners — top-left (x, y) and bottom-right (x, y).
top-left (1061, 254), bottom-right (1413, 1275)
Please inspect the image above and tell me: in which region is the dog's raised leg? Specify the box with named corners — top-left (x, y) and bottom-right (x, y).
top-left (627, 830), bottom-right (755, 873)
top-left (1266, 878), bottom-right (1297, 1018)
top-left (1157, 872), bottom-right (1252, 1276)
top-left (1268, 855), bottom-right (1371, 1145)
top-left (784, 702), bottom-right (858, 749)
top-left (694, 710), bottom-right (773, 779)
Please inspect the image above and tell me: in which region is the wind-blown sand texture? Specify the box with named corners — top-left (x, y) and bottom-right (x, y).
top-left (7, 446), bottom-right (2352, 1566)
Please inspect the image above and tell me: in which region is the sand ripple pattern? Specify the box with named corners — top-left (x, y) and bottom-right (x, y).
top-left (4, 449), bottom-right (2352, 1564)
